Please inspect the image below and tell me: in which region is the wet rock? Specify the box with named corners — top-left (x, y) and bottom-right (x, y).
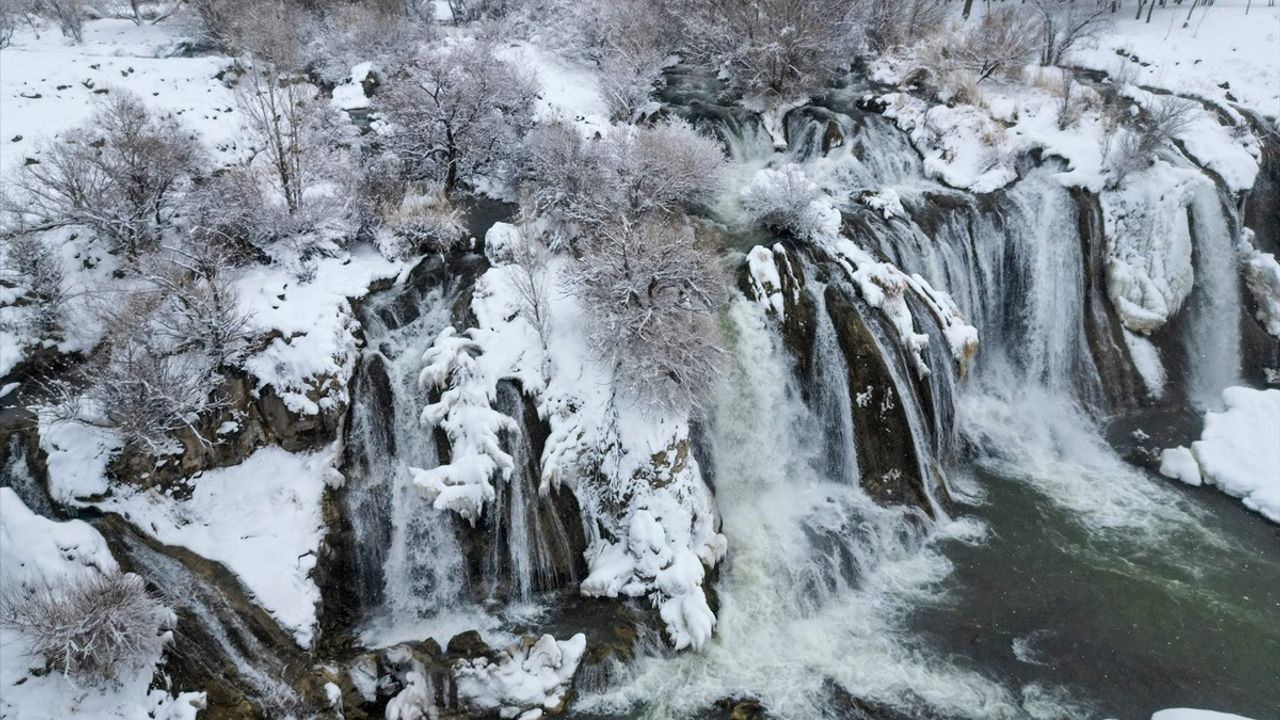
top-left (447, 630), bottom-right (492, 658)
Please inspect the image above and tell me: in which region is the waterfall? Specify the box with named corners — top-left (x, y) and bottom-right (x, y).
top-left (478, 381), bottom-right (585, 603)
top-left (1183, 182), bottom-right (1243, 408)
top-left (807, 284), bottom-right (860, 485)
top-left (341, 256), bottom-right (586, 646)
top-left (342, 260), bottom-right (477, 645)
top-left (579, 298), bottom-right (1018, 719)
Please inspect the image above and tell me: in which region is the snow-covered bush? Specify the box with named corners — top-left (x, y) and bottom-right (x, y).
top-left (3, 92), bottom-right (204, 259)
top-left (1104, 96), bottom-right (1197, 189)
top-left (677, 0), bottom-right (857, 103)
top-left (0, 571), bottom-right (171, 688)
top-left (376, 186), bottom-right (465, 259)
top-left (521, 118), bottom-right (725, 242)
top-left (378, 41), bottom-right (537, 197)
top-left (740, 164), bottom-right (828, 235)
top-left (0, 233), bottom-right (65, 344)
top-left (567, 218), bottom-right (726, 410)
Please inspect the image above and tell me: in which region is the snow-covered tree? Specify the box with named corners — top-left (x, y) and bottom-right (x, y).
top-left (521, 118), bottom-right (726, 242)
top-left (378, 42), bottom-right (537, 197)
top-left (4, 92), bottom-right (204, 258)
top-left (567, 217), bottom-right (726, 410)
top-left (677, 0), bottom-right (857, 103)
top-left (0, 571), bottom-right (171, 688)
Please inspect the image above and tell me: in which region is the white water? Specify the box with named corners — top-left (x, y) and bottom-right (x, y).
top-left (578, 299), bottom-right (1023, 719)
top-left (345, 284), bottom-right (483, 648)
top-left (1183, 181), bottom-right (1243, 409)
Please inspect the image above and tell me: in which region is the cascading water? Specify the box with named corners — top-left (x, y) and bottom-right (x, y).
top-left (341, 257), bottom-right (586, 647)
top-left (579, 299), bottom-right (1017, 719)
top-left (807, 283), bottom-right (860, 485)
top-left (343, 261), bottom-right (478, 645)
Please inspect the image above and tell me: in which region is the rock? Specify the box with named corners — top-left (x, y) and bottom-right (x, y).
top-left (447, 630), bottom-right (491, 658)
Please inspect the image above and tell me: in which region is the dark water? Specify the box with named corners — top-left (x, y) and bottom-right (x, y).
top-left (909, 466), bottom-right (1280, 720)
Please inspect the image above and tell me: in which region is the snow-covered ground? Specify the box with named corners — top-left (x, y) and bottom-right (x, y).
top-left (1072, 1), bottom-right (1280, 121)
top-left (98, 445), bottom-right (341, 646)
top-left (0, 20), bottom-right (239, 179)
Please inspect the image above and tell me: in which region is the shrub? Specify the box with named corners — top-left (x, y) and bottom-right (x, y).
top-left (0, 571), bottom-right (171, 688)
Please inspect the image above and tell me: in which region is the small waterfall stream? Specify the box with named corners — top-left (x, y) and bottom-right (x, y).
top-left (340, 256), bottom-right (586, 647)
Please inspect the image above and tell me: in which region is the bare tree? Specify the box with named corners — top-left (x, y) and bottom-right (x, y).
top-left (3, 92), bottom-right (204, 258)
top-left (1032, 0), bottom-right (1111, 66)
top-left (378, 42), bottom-right (537, 197)
top-left (566, 217), bottom-right (726, 410)
top-left (0, 571), bottom-right (170, 688)
top-left (138, 242), bottom-right (253, 368)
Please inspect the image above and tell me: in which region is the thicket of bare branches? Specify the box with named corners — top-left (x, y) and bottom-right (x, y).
top-left (566, 218), bottom-right (726, 410)
top-left (521, 118), bottom-right (726, 245)
top-left (677, 0), bottom-right (857, 103)
top-left (378, 42), bottom-right (537, 197)
top-left (1104, 94), bottom-right (1197, 188)
top-left (0, 571), bottom-right (170, 688)
top-left (1032, 0), bottom-right (1112, 66)
top-left (0, 233), bottom-right (65, 343)
top-left (524, 118), bottom-right (728, 408)
top-left (3, 92), bottom-right (204, 259)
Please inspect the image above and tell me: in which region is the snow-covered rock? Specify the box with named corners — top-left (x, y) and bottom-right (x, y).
top-left (454, 633), bottom-right (586, 718)
top-left (98, 445), bottom-right (340, 646)
top-left (1158, 446), bottom-right (1202, 487)
top-left (1152, 710), bottom-right (1258, 720)
top-left (1190, 386), bottom-right (1280, 522)
top-left (1242, 246), bottom-right (1280, 339)
top-left (1101, 162), bottom-right (1212, 334)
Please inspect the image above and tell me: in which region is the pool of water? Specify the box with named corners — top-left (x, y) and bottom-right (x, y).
top-left (908, 465), bottom-right (1280, 719)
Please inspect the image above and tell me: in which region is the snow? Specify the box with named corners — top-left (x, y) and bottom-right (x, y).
top-left (236, 246), bottom-right (404, 416)
top-left (1071, 2), bottom-right (1280, 122)
top-left (881, 93), bottom-right (1017, 193)
top-left (1189, 387), bottom-right (1280, 522)
top-left (745, 245), bottom-right (787, 319)
top-left (1101, 162), bottom-right (1208, 334)
top-left (412, 233), bottom-right (727, 651)
top-left (413, 327), bottom-right (519, 524)
top-left (1123, 329), bottom-right (1167, 399)
top-left (861, 188), bottom-right (906, 220)
top-left (454, 633), bottom-right (587, 718)
top-left (1158, 446), bottom-right (1202, 487)
top-left (1152, 710), bottom-right (1258, 720)
top-left (98, 445), bottom-right (341, 646)
top-left (0, 19), bottom-right (240, 180)
top-left (0, 489), bottom-right (207, 720)
top-left (496, 41), bottom-right (610, 134)
top-left (1241, 245), bottom-right (1280, 340)
top-left (331, 62), bottom-right (377, 111)
top-left (39, 415), bottom-right (122, 505)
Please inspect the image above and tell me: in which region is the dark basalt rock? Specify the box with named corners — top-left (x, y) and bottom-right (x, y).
top-left (823, 286), bottom-right (934, 516)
